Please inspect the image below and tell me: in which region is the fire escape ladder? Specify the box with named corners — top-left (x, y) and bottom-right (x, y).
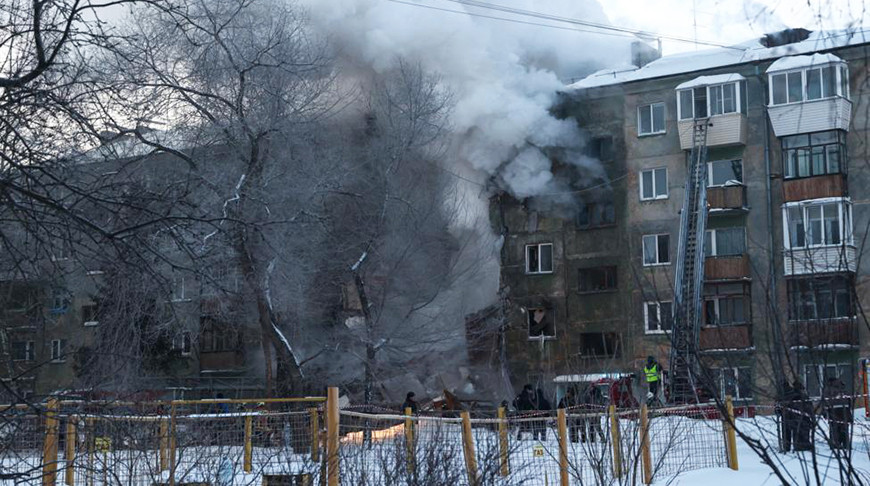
top-left (669, 119), bottom-right (710, 404)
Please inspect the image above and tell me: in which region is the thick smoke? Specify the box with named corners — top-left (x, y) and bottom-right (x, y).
top-left (300, 0), bottom-right (632, 199)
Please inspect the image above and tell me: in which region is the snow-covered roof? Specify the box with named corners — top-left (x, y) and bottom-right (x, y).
top-left (568, 28), bottom-right (870, 90)
top-left (766, 53), bottom-right (844, 73)
top-left (675, 73), bottom-right (746, 90)
top-left (553, 373), bottom-right (631, 383)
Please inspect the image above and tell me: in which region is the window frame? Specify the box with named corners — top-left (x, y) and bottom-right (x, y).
top-left (170, 275), bottom-right (189, 302)
top-left (637, 102), bottom-right (666, 136)
top-left (11, 341), bottom-right (34, 362)
top-left (704, 227), bottom-right (746, 257)
top-left (803, 363), bottom-right (852, 398)
top-left (769, 63), bottom-right (849, 107)
top-left (578, 265), bottom-right (618, 293)
top-left (50, 339), bottom-right (66, 363)
top-left (642, 233), bottom-right (670, 266)
top-left (782, 198), bottom-right (853, 249)
top-left (703, 295), bottom-right (748, 327)
top-left (707, 159), bottom-right (744, 187)
top-left (82, 303), bottom-right (99, 327)
top-left (644, 300), bottom-right (673, 334)
top-left (526, 307), bottom-right (556, 340)
top-left (525, 243), bottom-right (554, 275)
top-left (786, 275), bottom-right (854, 321)
top-left (639, 167), bottom-right (668, 201)
top-left (677, 82), bottom-right (742, 120)
top-left (577, 200), bottom-right (616, 229)
top-left (711, 367), bottom-right (752, 400)
top-left (781, 130), bottom-right (846, 180)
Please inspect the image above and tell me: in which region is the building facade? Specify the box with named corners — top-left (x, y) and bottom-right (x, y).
top-left (491, 29), bottom-right (870, 404)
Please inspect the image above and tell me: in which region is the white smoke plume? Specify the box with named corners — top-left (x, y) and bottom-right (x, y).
top-left (300, 0), bottom-right (633, 198)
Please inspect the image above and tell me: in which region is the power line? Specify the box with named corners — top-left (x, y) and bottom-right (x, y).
top-left (397, 0), bottom-right (744, 50)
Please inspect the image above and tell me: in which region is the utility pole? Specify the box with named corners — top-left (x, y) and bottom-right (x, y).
top-left (351, 252), bottom-right (375, 444)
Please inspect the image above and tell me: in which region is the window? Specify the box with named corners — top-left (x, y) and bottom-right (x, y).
top-left (678, 82), bottom-right (742, 120)
top-left (527, 308), bottom-right (555, 339)
top-left (82, 304), bottom-right (98, 326)
top-left (11, 341), bottom-right (34, 361)
top-left (640, 167), bottom-right (668, 200)
top-left (578, 266), bottom-right (617, 292)
top-left (708, 159), bottom-right (743, 186)
top-left (171, 275), bottom-right (187, 301)
top-left (637, 103), bottom-right (665, 135)
top-left (782, 130), bottom-right (845, 179)
top-left (704, 227), bottom-right (746, 257)
top-left (787, 276), bottom-right (853, 321)
top-left (49, 288), bottom-right (70, 313)
top-left (770, 64), bottom-right (849, 106)
top-left (642, 234), bottom-right (670, 265)
top-left (577, 200), bottom-right (615, 228)
top-left (804, 363), bottom-right (853, 398)
top-left (51, 238), bottom-right (72, 261)
top-left (704, 295), bottom-right (747, 326)
top-left (711, 367), bottom-right (752, 399)
top-left (50, 339), bottom-right (66, 362)
top-left (174, 332), bottom-right (192, 356)
top-left (525, 243), bottom-right (553, 274)
top-left (200, 318), bottom-right (240, 352)
top-left (783, 199), bottom-right (852, 249)
top-left (578, 332), bottom-right (620, 358)
top-left (585, 136), bottom-right (614, 161)
top-left (644, 301), bottom-right (672, 333)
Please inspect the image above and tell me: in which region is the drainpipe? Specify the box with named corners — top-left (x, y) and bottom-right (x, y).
top-left (759, 65), bottom-right (785, 381)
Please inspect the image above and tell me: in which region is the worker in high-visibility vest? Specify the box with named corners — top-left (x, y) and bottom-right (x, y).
top-left (643, 356), bottom-right (662, 406)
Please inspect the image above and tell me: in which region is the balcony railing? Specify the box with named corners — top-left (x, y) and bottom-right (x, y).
top-left (783, 245), bottom-right (856, 276)
top-left (705, 255), bottom-right (750, 280)
top-left (790, 318), bottom-right (858, 347)
top-left (707, 185), bottom-right (747, 212)
top-left (783, 174), bottom-right (846, 202)
top-left (699, 324), bottom-right (752, 350)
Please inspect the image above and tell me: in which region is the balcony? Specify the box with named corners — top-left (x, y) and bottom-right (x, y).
top-left (705, 255), bottom-right (750, 281)
top-left (678, 112), bottom-right (747, 150)
top-left (768, 97), bottom-right (851, 137)
top-left (783, 174), bottom-right (846, 202)
top-left (199, 350), bottom-right (244, 370)
top-left (783, 245), bottom-right (856, 276)
top-left (699, 324), bottom-right (752, 351)
top-left (707, 185), bottom-right (747, 213)
top-left (790, 318), bottom-right (858, 347)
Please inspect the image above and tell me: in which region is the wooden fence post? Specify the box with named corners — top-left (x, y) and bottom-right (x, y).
top-left (460, 411), bottom-right (478, 486)
top-left (42, 398), bottom-right (59, 486)
top-left (609, 405), bottom-right (622, 478)
top-left (244, 415), bottom-right (253, 473)
top-left (724, 396), bottom-right (739, 471)
top-left (404, 407), bottom-right (415, 475)
top-left (309, 408), bottom-right (320, 462)
top-left (159, 418), bottom-right (169, 471)
top-left (169, 404), bottom-right (177, 486)
top-left (326, 387), bottom-right (340, 486)
top-left (639, 404), bottom-right (652, 485)
top-left (557, 408), bottom-right (569, 486)
top-left (497, 407), bottom-right (509, 477)
top-left (65, 415), bottom-right (76, 486)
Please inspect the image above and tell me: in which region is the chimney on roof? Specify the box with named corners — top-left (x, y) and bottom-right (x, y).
top-left (631, 40), bottom-right (661, 68)
top-left (761, 28), bottom-right (812, 48)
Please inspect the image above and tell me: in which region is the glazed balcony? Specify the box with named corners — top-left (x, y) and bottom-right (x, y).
top-left (705, 255), bottom-right (750, 281)
top-left (699, 324), bottom-right (752, 351)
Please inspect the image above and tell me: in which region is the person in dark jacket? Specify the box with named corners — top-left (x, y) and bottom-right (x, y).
top-left (402, 392), bottom-right (419, 414)
top-left (823, 377), bottom-right (852, 450)
top-left (582, 386), bottom-right (607, 443)
top-left (776, 380), bottom-right (796, 452)
top-left (533, 387), bottom-right (551, 441)
top-left (558, 388), bottom-right (580, 443)
top-left (791, 381), bottom-right (814, 451)
top-left (513, 384), bottom-right (536, 440)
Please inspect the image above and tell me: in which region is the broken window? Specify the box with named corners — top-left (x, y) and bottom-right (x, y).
top-left (578, 332), bottom-right (620, 358)
top-left (525, 243), bottom-right (553, 274)
top-left (644, 301), bottom-right (672, 333)
top-left (577, 200), bottom-right (615, 228)
top-left (82, 304), bottom-right (98, 326)
top-left (578, 266), bottom-right (617, 292)
top-left (11, 341), bottom-right (34, 361)
top-left (527, 308), bottom-right (555, 339)
top-left (585, 136), bottom-right (614, 161)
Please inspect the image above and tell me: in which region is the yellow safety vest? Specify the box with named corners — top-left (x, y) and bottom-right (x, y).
top-left (644, 364), bottom-right (659, 383)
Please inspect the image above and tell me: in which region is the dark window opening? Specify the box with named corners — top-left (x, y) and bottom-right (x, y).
top-left (787, 275), bottom-right (853, 321)
top-left (577, 200), bottom-right (615, 228)
top-left (578, 266), bottom-right (617, 292)
top-left (586, 136), bottom-right (614, 161)
top-left (527, 308), bottom-right (555, 339)
top-left (82, 304), bottom-right (98, 325)
top-left (200, 318), bottom-right (241, 352)
top-left (579, 332), bottom-right (620, 358)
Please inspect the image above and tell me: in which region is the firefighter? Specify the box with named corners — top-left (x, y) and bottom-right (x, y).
top-left (643, 356), bottom-right (663, 406)
top-left (823, 377), bottom-right (852, 450)
top-left (558, 387), bottom-right (580, 443)
top-left (513, 384), bottom-right (536, 441)
top-left (402, 392), bottom-right (419, 414)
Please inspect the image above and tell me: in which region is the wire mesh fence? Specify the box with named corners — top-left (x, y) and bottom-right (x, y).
top-left (0, 395), bottom-right (749, 485)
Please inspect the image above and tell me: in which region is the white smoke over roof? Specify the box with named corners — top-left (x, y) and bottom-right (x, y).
top-left (300, 0), bottom-right (633, 198)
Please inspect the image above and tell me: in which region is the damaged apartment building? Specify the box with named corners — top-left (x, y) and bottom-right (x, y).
top-left (474, 28), bottom-right (870, 403)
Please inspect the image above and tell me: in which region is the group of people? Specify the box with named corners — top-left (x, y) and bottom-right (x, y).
top-left (512, 383), bottom-right (608, 443)
top-left (777, 377), bottom-right (853, 452)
